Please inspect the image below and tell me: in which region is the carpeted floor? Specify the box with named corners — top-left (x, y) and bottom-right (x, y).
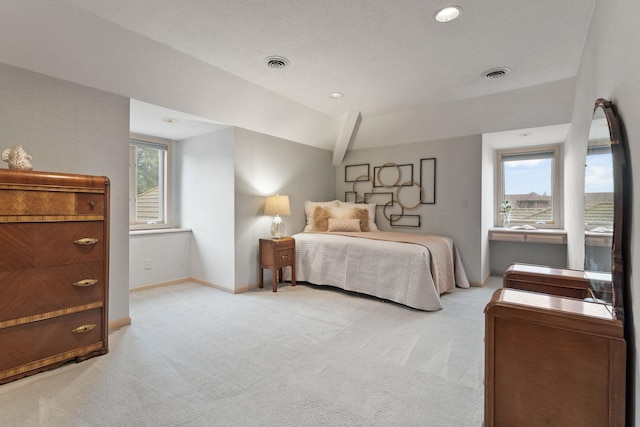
top-left (0, 277), bottom-right (501, 426)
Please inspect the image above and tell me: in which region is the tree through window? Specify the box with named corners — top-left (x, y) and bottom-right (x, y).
top-left (130, 139), bottom-right (168, 227)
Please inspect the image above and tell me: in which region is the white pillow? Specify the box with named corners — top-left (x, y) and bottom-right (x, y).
top-left (327, 218), bottom-right (361, 232)
top-left (337, 201), bottom-right (379, 231)
top-left (304, 200), bottom-right (340, 231)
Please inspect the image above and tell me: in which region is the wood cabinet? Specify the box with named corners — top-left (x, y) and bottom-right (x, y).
top-left (258, 237), bottom-right (296, 292)
top-left (503, 263), bottom-right (612, 301)
top-left (485, 287), bottom-right (625, 426)
top-left (0, 169), bottom-right (109, 384)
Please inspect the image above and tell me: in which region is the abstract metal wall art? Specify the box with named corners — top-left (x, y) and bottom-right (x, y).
top-left (344, 158), bottom-right (436, 227)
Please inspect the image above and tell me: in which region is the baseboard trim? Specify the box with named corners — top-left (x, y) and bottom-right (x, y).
top-left (109, 316), bottom-right (131, 331)
top-left (189, 277), bottom-right (241, 294)
top-left (131, 277), bottom-right (244, 294)
top-left (130, 277), bottom-right (193, 293)
top-left (130, 278), bottom-right (274, 295)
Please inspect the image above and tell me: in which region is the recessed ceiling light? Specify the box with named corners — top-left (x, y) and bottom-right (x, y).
top-left (162, 118), bottom-right (179, 124)
top-left (265, 56), bottom-right (290, 69)
top-left (434, 6), bottom-right (462, 23)
top-left (484, 67), bottom-right (511, 79)
top-left (329, 92), bottom-right (344, 99)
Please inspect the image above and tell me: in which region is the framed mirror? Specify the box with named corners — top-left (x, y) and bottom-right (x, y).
top-left (584, 98), bottom-right (626, 321)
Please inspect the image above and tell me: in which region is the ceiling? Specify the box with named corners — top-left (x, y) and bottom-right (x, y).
top-left (56, 1), bottom-right (595, 148)
top-left (484, 123), bottom-right (571, 149)
top-left (130, 99), bottom-right (229, 141)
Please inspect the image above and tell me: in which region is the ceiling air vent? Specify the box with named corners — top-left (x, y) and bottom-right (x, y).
top-left (484, 67), bottom-right (511, 80)
top-left (265, 56), bottom-right (290, 69)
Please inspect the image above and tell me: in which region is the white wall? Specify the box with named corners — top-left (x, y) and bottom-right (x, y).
top-left (489, 241), bottom-right (566, 273)
top-left (564, 123), bottom-right (588, 269)
top-left (177, 128), bottom-right (236, 291)
top-left (0, 63), bottom-right (130, 324)
top-left (234, 128), bottom-right (336, 290)
top-left (129, 230), bottom-right (191, 289)
top-left (481, 140), bottom-right (495, 281)
top-left (571, 0), bottom-right (640, 421)
top-left (338, 135), bottom-right (483, 284)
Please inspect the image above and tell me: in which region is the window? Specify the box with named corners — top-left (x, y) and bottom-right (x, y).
top-left (129, 138), bottom-right (170, 229)
top-left (497, 146), bottom-right (562, 228)
top-left (584, 144), bottom-right (613, 230)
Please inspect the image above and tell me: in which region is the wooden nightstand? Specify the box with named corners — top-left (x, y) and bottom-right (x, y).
top-left (258, 237), bottom-right (296, 292)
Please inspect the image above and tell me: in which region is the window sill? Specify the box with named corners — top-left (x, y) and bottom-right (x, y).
top-left (489, 227), bottom-right (567, 244)
top-left (129, 228), bottom-right (192, 236)
top-left (585, 231), bottom-right (613, 247)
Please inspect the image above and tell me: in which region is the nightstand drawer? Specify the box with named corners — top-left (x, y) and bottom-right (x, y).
top-left (275, 248), bottom-right (295, 268)
top-left (274, 238), bottom-right (294, 250)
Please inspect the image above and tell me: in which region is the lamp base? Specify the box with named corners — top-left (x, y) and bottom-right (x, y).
top-left (271, 215), bottom-right (285, 239)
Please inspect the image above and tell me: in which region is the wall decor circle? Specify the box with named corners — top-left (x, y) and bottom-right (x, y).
top-left (396, 181), bottom-right (424, 210)
top-left (376, 162), bottom-right (401, 188)
top-left (352, 175), bottom-right (374, 203)
top-left (382, 200), bottom-right (404, 222)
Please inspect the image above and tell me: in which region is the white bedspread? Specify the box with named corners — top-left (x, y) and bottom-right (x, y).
top-left (284, 232), bottom-right (469, 311)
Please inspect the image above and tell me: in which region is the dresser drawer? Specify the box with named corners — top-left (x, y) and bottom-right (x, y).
top-left (0, 190), bottom-right (105, 217)
top-left (0, 262), bottom-right (104, 321)
top-left (0, 221), bottom-right (104, 269)
top-left (75, 193), bottom-right (105, 215)
top-left (0, 308), bottom-right (104, 373)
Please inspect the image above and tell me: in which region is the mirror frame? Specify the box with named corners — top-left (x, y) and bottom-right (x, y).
top-left (592, 98), bottom-right (625, 321)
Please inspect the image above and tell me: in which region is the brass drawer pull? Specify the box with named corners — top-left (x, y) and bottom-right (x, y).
top-left (281, 255), bottom-right (289, 259)
top-left (73, 279), bottom-right (98, 287)
top-left (74, 238), bottom-right (99, 246)
top-left (71, 324), bottom-right (96, 334)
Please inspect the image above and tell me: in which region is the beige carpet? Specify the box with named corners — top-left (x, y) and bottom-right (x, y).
top-left (0, 278), bottom-right (501, 426)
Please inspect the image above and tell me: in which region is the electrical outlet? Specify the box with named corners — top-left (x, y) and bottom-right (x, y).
top-left (144, 258), bottom-right (152, 270)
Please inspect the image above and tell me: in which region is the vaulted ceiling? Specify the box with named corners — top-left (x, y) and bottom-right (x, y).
top-left (1, 1), bottom-right (595, 154)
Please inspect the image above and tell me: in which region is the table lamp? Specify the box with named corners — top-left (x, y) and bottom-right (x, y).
top-left (264, 194), bottom-right (290, 239)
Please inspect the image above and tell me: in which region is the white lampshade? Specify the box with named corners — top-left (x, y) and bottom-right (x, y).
top-left (265, 194), bottom-right (290, 239)
top-left (264, 194), bottom-right (291, 216)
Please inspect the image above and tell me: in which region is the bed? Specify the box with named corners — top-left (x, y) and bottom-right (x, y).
top-left (282, 200), bottom-right (470, 311)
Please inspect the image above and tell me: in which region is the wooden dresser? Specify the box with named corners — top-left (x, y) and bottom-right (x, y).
top-left (0, 169), bottom-right (110, 384)
top-left (485, 287), bottom-right (625, 426)
top-left (503, 263), bottom-right (612, 301)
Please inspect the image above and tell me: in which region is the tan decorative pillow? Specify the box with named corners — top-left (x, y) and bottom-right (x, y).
top-left (350, 208), bottom-right (370, 232)
top-left (304, 200), bottom-right (340, 231)
top-left (311, 206), bottom-right (372, 232)
top-left (337, 201), bottom-right (379, 231)
top-left (327, 218), bottom-right (361, 232)
top-left (312, 206), bottom-right (332, 232)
